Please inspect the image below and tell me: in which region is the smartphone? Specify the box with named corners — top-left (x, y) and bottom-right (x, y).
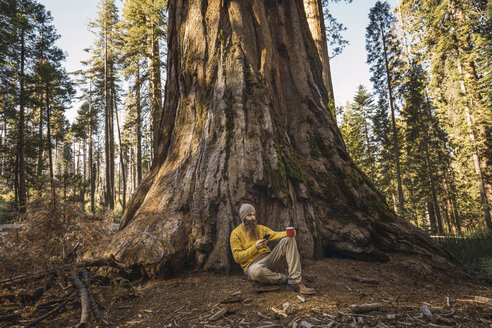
top-left (263, 233), bottom-right (270, 240)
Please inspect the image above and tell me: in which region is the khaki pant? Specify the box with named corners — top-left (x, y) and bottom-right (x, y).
top-left (245, 237), bottom-right (302, 285)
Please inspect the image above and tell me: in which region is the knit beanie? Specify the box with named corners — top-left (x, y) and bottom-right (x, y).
top-left (239, 203), bottom-right (255, 221)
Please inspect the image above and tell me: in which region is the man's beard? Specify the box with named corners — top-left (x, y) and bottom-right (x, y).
top-left (244, 219), bottom-right (260, 241)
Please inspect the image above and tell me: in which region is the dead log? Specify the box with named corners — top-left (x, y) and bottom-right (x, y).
top-left (69, 272), bottom-right (91, 328)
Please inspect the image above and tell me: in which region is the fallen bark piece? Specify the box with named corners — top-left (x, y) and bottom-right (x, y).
top-left (386, 314), bottom-right (398, 320)
top-left (439, 310), bottom-right (456, 318)
top-left (257, 312), bottom-right (272, 320)
top-left (271, 307), bottom-right (288, 318)
top-left (323, 313), bottom-right (336, 320)
top-left (230, 291), bottom-right (241, 296)
top-left (422, 305), bottom-right (436, 322)
top-left (256, 285), bottom-right (281, 293)
top-left (396, 321), bottom-right (413, 326)
top-left (351, 276), bottom-right (379, 285)
top-left (298, 320), bottom-right (313, 328)
top-left (297, 295), bottom-right (305, 303)
top-left (446, 297), bottom-right (451, 307)
top-left (220, 295), bottom-right (243, 304)
top-left (225, 304), bottom-right (240, 314)
top-left (435, 314), bottom-right (455, 325)
top-left (349, 303), bottom-right (380, 314)
top-left (339, 311), bottom-right (375, 318)
top-left (326, 321), bottom-right (336, 328)
top-left (474, 296), bottom-right (492, 305)
top-left (208, 308), bottom-right (227, 321)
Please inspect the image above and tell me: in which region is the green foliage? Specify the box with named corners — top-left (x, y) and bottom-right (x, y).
top-left (340, 85), bottom-right (377, 177)
top-left (435, 229), bottom-right (492, 280)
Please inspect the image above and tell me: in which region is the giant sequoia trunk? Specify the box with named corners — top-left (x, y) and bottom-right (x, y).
top-left (103, 0), bottom-right (451, 275)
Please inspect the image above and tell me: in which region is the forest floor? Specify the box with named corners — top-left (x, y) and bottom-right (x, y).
top-left (42, 255), bottom-right (492, 328)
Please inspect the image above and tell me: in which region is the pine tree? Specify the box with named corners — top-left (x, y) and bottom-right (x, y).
top-left (340, 85), bottom-right (377, 179)
top-left (401, 0), bottom-right (491, 231)
top-left (366, 1), bottom-right (405, 217)
top-left (88, 0), bottom-right (120, 210)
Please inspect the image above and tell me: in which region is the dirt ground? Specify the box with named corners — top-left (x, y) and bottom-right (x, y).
top-left (39, 255), bottom-right (492, 328)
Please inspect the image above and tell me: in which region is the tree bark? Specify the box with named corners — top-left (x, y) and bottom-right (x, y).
top-left (303, 0), bottom-right (334, 101)
top-left (103, 0), bottom-right (450, 276)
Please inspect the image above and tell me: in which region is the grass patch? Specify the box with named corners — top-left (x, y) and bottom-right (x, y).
top-left (434, 229), bottom-right (492, 282)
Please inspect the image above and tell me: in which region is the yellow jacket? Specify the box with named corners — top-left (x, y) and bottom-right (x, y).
top-left (230, 224), bottom-right (287, 272)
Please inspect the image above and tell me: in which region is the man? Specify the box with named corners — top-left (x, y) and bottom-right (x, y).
top-left (230, 203), bottom-right (315, 295)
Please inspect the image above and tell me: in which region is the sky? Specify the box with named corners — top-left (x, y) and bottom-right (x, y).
top-left (39, 0), bottom-right (399, 120)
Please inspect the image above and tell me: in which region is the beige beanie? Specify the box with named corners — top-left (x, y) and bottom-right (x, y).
top-left (239, 203), bottom-right (255, 221)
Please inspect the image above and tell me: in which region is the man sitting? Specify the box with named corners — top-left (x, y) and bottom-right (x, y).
top-left (229, 203), bottom-right (315, 295)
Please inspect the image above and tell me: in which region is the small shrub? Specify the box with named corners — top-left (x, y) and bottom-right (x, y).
top-left (0, 197), bottom-right (112, 279)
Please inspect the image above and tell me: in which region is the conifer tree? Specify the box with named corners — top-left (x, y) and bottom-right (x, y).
top-left (366, 1), bottom-right (405, 217)
top-left (340, 85), bottom-right (376, 178)
top-left (88, 0), bottom-right (120, 210)
top-left (400, 0), bottom-right (491, 231)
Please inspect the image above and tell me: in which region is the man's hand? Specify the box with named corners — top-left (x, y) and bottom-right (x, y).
top-left (255, 239), bottom-right (268, 250)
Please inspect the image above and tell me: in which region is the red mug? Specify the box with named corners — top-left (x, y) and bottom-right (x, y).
top-left (286, 227), bottom-right (295, 237)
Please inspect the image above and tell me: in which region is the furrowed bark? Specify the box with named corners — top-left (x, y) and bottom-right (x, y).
top-left (103, 0), bottom-right (453, 276)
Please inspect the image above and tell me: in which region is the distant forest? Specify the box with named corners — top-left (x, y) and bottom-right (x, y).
top-left (0, 0), bottom-right (490, 235)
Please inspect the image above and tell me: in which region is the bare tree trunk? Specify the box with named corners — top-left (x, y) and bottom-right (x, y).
top-left (18, 25), bottom-right (27, 214)
top-left (136, 64), bottom-right (143, 184)
top-left (380, 21), bottom-right (405, 218)
top-left (46, 87), bottom-right (56, 209)
top-left (104, 25), bottom-right (112, 209)
top-left (103, 0), bottom-right (450, 276)
top-left (115, 98), bottom-right (126, 211)
top-left (303, 0), bottom-right (334, 101)
top-left (427, 201), bottom-right (437, 234)
top-left (457, 59), bottom-right (492, 232)
top-left (89, 78), bottom-right (95, 215)
top-left (146, 14), bottom-right (163, 157)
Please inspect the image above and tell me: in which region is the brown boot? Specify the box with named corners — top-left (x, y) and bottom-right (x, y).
top-left (288, 282), bottom-right (316, 295)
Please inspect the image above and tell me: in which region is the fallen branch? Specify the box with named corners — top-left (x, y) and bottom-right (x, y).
top-left (80, 268), bottom-right (114, 326)
top-left (24, 298), bottom-right (70, 328)
top-left (69, 272), bottom-right (90, 328)
top-left (0, 257), bottom-right (130, 286)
